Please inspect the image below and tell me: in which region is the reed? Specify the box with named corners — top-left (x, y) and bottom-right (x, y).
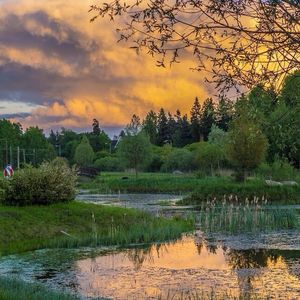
top-left (197, 195), bottom-right (299, 233)
top-left (0, 276), bottom-right (77, 300)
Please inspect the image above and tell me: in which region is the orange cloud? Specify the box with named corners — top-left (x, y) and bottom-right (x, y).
top-left (0, 0), bottom-right (212, 132)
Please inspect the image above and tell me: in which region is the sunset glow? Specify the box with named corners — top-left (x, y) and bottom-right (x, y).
top-left (0, 0), bottom-right (211, 133)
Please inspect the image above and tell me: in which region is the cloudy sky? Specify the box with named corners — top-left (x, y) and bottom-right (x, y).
top-left (0, 0), bottom-right (214, 135)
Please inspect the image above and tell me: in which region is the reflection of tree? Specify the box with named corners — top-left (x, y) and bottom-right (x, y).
top-left (225, 249), bottom-right (279, 298)
top-left (226, 249), bottom-right (279, 269)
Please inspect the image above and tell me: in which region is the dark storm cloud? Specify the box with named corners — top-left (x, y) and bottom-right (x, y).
top-left (0, 11), bottom-right (98, 65)
top-left (0, 10), bottom-right (111, 104)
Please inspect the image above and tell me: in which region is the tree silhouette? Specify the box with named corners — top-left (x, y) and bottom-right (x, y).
top-left (90, 0), bottom-right (300, 92)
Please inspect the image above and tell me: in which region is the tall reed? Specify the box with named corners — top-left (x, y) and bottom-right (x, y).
top-left (197, 195), bottom-right (299, 233)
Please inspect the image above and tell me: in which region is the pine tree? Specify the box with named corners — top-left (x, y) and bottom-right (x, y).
top-left (92, 119), bottom-right (101, 135)
top-left (200, 98), bottom-right (216, 141)
top-left (190, 97), bottom-right (202, 142)
top-left (167, 112), bottom-right (177, 144)
top-left (216, 96), bottom-right (233, 131)
top-left (142, 110), bottom-right (158, 144)
top-left (157, 108), bottom-right (170, 145)
top-left (126, 114), bottom-right (141, 136)
top-left (180, 114), bottom-right (193, 146)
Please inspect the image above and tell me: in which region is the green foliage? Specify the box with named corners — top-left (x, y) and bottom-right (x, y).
top-left (94, 156), bottom-right (124, 171)
top-left (226, 106), bottom-right (268, 179)
top-left (86, 131), bottom-right (110, 153)
top-left (157, 108), bottom-right (170, 146)
top-left (21, 127), bottom-right (56, 165)
top-left (1, 161), bottom-right (77, 206)
top-left (208, 124), bottom-right (227, 148)
top-left (142, 110), bottom-right (158, 144)
top-left (215, 96), bottom-right (233, 131)
top-left (256, 159), bottom-right (296, 181)
top-left (161, 148), bottom-right (193, 172)
top-left (74, 135), bottom-right (94, 167)
top-left (280, 70), bottom-right (300, 107)
top-left (0, 277), bottom-right (77, 300)
top-left (200, 98), bottom-right (215, 141)
top-left (198, 199), bottom-right (298, 234)
top-left (0, 201), bottom-right (193, 255)
top-left (190, 97), bottom-right (201, 142)
top-left (181, 180), bottom-right (300, 205)
top-left (118, 133), bottom-right (152, 176)
top-left (193, 142), bottom-right (224, 175)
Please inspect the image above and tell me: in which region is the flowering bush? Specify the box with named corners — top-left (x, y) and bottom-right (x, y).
top-left (2, 160), bottom-right (77, 206)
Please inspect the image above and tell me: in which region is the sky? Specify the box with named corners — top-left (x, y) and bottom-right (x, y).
top-left (0, 0), bottom-right (214, 135)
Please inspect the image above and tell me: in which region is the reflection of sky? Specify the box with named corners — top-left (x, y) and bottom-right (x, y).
top-left (75, 237), bottom-right (300, 299)
top-left (0, 236), bottom-right (300, 299)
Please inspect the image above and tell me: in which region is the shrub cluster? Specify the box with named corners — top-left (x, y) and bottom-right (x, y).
top-left (256, 159), bottom-right (296, 181)
top-left (1, 159), bottom-right (77, 206)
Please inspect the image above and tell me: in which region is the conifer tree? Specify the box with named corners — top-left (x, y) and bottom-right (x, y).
top-left (190, 97), bottom-right (202, 142)
top-left (200, 98), bottom-right (216, 141)
top-left (157, 108), bottom-right (170, 145)
top-left (142, 110), bottom-right (158, 144)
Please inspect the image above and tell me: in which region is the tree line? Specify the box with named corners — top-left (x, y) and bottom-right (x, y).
top-left (0, 71), bottom-right (299, 177)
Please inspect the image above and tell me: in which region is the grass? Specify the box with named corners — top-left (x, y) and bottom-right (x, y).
top-left (0, 277), bottom-right (78, 300)
top-left (0, 201), bottom-right (194, 255)
top-left (79, 172), bottom-right (300, 204)
top-left (196, 196), bottom-right (299, 233)
top-left (179, 178), bottom-right (300, 205)
top-left (79, 171), bottom-right (205, 193)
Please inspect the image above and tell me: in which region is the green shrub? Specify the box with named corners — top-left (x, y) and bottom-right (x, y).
top-left (256, 159), bottom-right (296, 181)
top-left (94, 156), bottom-right (124, 171)
top-left (161, 148), bottom-right (194, 172)
top-left (2, 161), bottom-right (77, 206)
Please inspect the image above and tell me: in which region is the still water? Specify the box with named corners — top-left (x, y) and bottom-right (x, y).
top-left (1, 234), bottom-right (300, 299)
top-left (1, 194), bottom-right (300, 299)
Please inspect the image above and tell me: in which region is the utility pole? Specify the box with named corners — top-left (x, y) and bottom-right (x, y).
top-left (17, 146), bottom-right (20, 169)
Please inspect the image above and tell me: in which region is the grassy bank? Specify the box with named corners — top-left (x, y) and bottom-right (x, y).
top-left (179, 180), bottom-right (300, 205)
top-left (80, 172), bottom-right (202, 193)
top-left (0, 201), bottom-right (194, 255)
top-left (80, 172), bottom-right (300, 204)
top-left (0, 277), bottom-right (78, 300)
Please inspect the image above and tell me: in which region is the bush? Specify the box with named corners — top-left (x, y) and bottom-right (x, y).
top-left (256, 159), bottom-right (296, 181)
top-left (2, 161), bottom-right (77, 206)
top-left (193, 142), bottom-right (224, 175)
top-left (94, 156), bottom-right (124, 171)
top-left (144, 154), bottom-right (164, 172)
top-left (161, 148), bottom-right (194, 172)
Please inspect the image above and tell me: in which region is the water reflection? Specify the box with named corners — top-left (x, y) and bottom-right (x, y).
top-left (75, 236), bottom-right (300, 299)
top-left (1, 235), bottom-right (300, 299)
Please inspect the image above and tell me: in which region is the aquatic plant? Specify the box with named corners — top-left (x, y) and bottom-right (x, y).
top-left (0, 276), bottom-right (78, 300)
top-left (197, 195), bottom-right (299, 233)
